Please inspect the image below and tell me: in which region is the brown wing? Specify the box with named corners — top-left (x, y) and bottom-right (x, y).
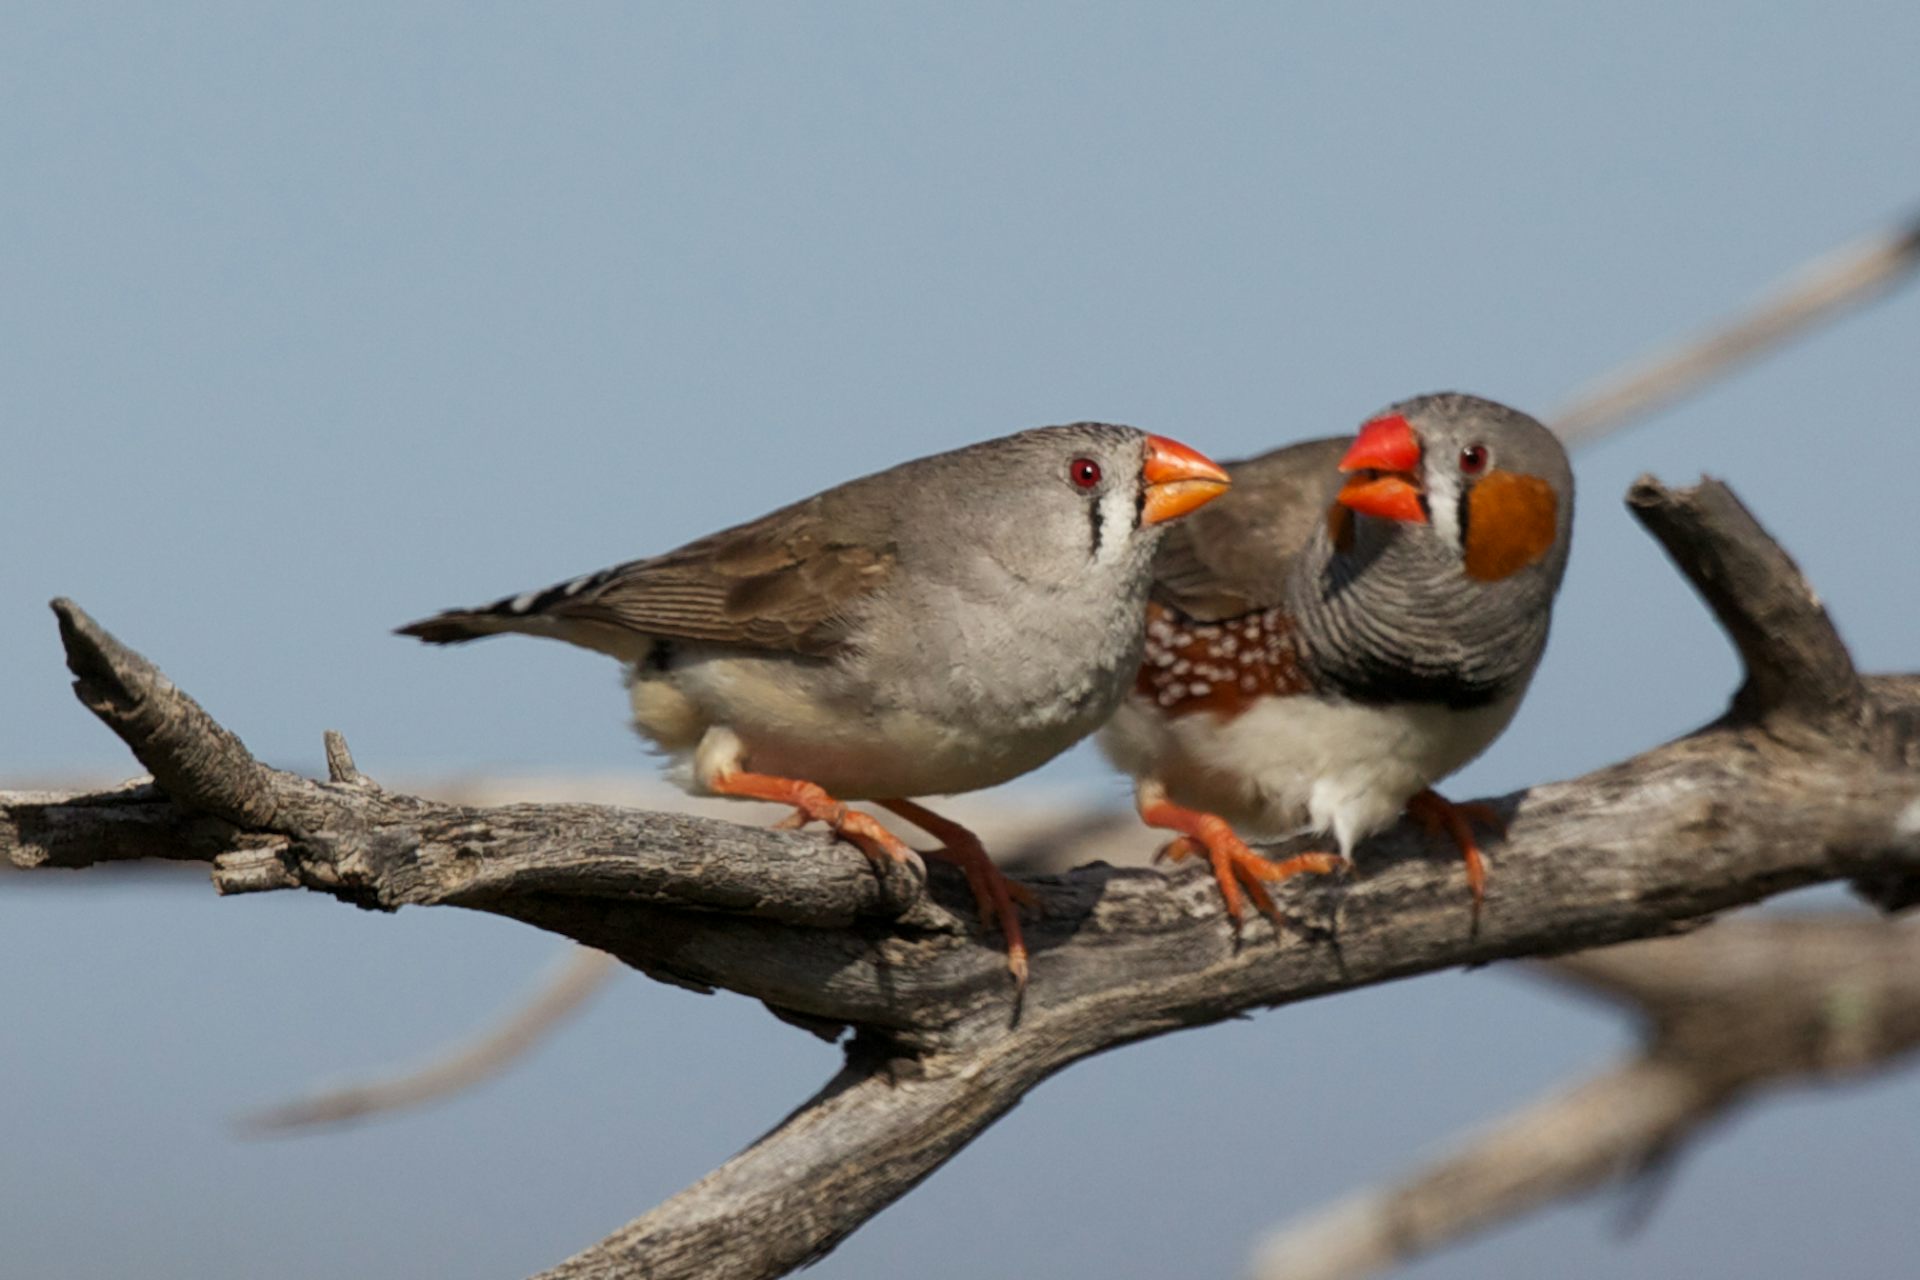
top-left (1150, 436), bottom-right (1348, 621)
top-left (399, 496), bottom-right (896, 659)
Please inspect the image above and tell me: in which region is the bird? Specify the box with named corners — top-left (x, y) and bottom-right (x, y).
top-left (1099, 392), bottom-right (1574, 928)
top-left (399, 423), bottom-right (1232, 985)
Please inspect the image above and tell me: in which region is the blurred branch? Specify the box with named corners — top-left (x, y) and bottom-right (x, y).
top-left (1249, 917), bottom-right (1920, 1280)
top-left (237, 946), bottom-right (620, 1133)
top-left (231, 208), bottom-right (1920, 1130)
top-left (6, 475), bottom-right (1920, 1280)
top-left (1551, 211), bottom-right (1920, 444)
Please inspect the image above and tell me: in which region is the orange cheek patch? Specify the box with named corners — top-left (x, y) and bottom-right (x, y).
top-left (1463, 472), bottom-right (1559, 581)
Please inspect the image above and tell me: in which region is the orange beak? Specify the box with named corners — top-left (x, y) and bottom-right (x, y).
top-left (1141, 435), bottom-right (1231, 525)
top-left (1336, 413), bottom-right (1427, 525)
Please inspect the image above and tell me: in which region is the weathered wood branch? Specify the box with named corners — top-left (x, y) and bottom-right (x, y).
top-left (1249, 916), bottom-right (1920, 1280)
top-left (235, 809), bottom-right (1142, 1132)
top-left (1627, 478), bottom-right (1867, 732)
top-left (5, 476), bottom-right (1919, 1280)
top-left (224, 211), bottom-right (1920, 1137)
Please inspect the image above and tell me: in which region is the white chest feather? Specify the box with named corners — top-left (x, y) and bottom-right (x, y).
top-left (619, 511), bottom-right (1155, 802)
top-left (1101, 689), bottom-right (1522, 856)
top-left (629, 641), bottom-right (1123, 801)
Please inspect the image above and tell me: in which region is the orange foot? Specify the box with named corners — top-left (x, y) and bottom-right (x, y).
top-left (881, 798), bottom-right (1037, 989)
top-left (1405, 788), bottom-right (1506, 910)
top-left (709, 770), bottom-right (918, 867)
top-left (1138, 791), bottom-right (1344, 931)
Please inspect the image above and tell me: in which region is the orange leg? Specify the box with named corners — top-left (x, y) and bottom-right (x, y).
top-left (1137, 793), bottom-right (1344, 931)
top-left (708, 770), bottom-right (918, 867)
top-left (880, 799), bottom-right (1035, 989)
top-left (1405, 788), bottom-right (1505, 908)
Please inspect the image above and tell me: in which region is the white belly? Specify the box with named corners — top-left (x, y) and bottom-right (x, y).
top-left (629, 647), bottom-right (1105, 800)
top-left (1101, 688), bottom-right (1522, 856)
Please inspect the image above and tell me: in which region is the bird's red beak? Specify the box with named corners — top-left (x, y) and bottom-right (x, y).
top-left (1141, 435), bottom-right (1231, 525)
top-left (1336, 414), bottom-right (1428, 524)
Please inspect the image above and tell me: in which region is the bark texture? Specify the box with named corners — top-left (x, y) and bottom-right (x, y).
top-left (4, 476), bottom-right (1918, 1280)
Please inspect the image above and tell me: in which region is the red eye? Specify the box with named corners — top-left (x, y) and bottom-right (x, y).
top-left (1459, 444), bottom-right (1489, 475)
top-left (1070, 457), bottom-right (1102, 489)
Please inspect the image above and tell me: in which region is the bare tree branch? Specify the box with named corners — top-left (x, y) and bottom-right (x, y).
top-left (1249, 917), bottom-right (1920, 1280)
top-left (237, 946), bottom-right (621, 1133)
top-left (1551, 210), bottom-right (1920, 444)
top-left (5, 475), bottom-right (1919, 1280)
top-left (1626, 477), bottom-right (1866, 731)
top-left (242, 212), bottom-right (1920, 1128)
top-left (241, 793), bottom-right (1133, 1132)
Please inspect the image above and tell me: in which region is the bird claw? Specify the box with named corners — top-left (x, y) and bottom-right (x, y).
top-left (718, 776), bottom-right (1039, 971)
top-left (709, 771), bottom-right (919, 866)
top-left (924, 844), bottom-right (1031, 988)
top-left (1224, 848), bottom-right (1348, 932)
top-left (1139, 796), bottom-right (1342, 933)
top-left (831, 809), bottom-right (921, 867)
top-left (1154, 836), bottom-right (1204, 865)
top-left (878, 799), bottom-right (1032, 989)
top-left (1405, 788), bottom-right (1498, 911)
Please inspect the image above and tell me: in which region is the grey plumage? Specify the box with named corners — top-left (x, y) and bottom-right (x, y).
top-left (1150, 436), bottom-right (1349, 621)
top-left (1149, 395), bottom-right (1573, 709)
top-left (401, 422), bottom-right (1217, 801)
top-left (401, 421), bottom-right (1231, 984)
top-left (1102, 391), bottom-right (1575, 866)
top-left (1288, 394), bottom-right (1574, 708)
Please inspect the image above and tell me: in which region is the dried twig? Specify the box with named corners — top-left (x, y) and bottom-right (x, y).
top-left (237, 946), bottom-right (621, 1133)
top-left (5, 477), bottom-right (1918, 1280)
top-left (1551, 211), bottom-right (1920, 443)
top-left (1249, 917), bottom-right (1920, 1280)
top-left (242, 795), bottom-right (1142, 1132)
top-left (241, 211), bottom-right (1920, 1130)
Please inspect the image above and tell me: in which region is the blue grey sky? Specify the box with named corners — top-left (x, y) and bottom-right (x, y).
top-left (3, 4), bottom-right (1916, 1278)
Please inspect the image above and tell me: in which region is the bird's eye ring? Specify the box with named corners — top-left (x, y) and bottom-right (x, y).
top-left (1459, 444), bottom-right (1490, 475)
top-left (1069, 457), bottom-right (1102, 489)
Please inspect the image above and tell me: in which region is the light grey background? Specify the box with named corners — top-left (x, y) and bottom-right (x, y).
top-left (3, 4), bottom-right (1916, 1278)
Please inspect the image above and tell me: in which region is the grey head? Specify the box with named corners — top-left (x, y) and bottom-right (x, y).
top-left (1286, 392), bottom-right (1575, 709)
top-left (396, 422), bottom-right (1229, 669)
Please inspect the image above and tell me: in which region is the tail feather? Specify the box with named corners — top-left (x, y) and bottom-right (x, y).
top-left (397, 580), bottom-right (580, 644)
top-left (395, 609), bottom-right (526, 645)
top-left (397, 569), bottom-right (645, 661)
